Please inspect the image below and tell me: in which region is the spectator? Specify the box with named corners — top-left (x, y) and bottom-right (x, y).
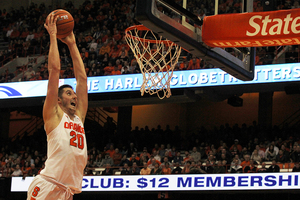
top-left (111, 65), bottom-right (121, 75)
top-left (98, 41), bottom-right (111, 58)
top-left (11, 164), bottom-right (23, 177)
top-left (24, 66), bottom-right (35, 80)
top-left (160, 156), bottom-right (172, 170)
top-left (190, 147), bottom-right (201, 162)
top-left (10, 27), bottom-right (20, 40)
top-left (276, 149), bottom-right (287, 163)
top-left (130, 162), bottom-right (140, 175)
top-left (26, 31), bottom-right (35, 42)
top-left (103, 61), bottom-right (114, 75)
top-left (152, 150), bottom-right (161, 162)
top-left (255, 145), bottom-right (265, 160)
top-left (106, 144), bottom-right (115, 158)
top-left (120, 163), bottom-right (131, 175)
top-left (150, 163), bottom-right (162, 175)
top-left (213, 160), bottom-right (226, 174)
top-left (265, 144), bottom-right (277, 161)
top-left (62, 64), bottom-right (74, 78)
top-left (129, 153), bottom-right (140, 166)
top-left (101, 164), bottom-right (113, 175)
top-left (244, 159), bottom-right (258, 173)
top-left (230, 146), bottom-right (240, 158)
top-left (161, 162), bottom-right (172, 174)
top-left (94, 154), bottom-right (103, 167)
top-left (148, 158), bottom-right (161, 169)
top-left (171, 162), bottom-right (182, 174)
top-left (251, 149), bottom-right (262, 163)
top-left (230, 139), bottom-right (243, 152)
top-left (202, 160), bottom-right (214, 174)
top-left (181, 161), bottom-right (191, 174)
top-left (101, 153), bottom-right (114, 167)
top-left (257, 162), bottom-right (268, 173)
top-left (292, 163), bottom-right (300, 172)
top-left (112, 148), bottom-right (122, 166)
top-left (241, 154), bottom-right (251, 170)
top-left (268, 160), bottom-right (280, 172)
top-left (27, 163), bottom-right (38, 176)
top-left (29, 71), bottom-right (42, 81)
top-left (290, 146), bottom-right (300, 162)
top-left (230, 159), bottom-right (243, 173)
top-left (266, 141), bottom-right (279, 155)
top-left (240, 147), bottom-right (251, 160)
top-left (187, 57), bottom-right (201, 70)
top-left (140, 162), bottom-right (151, 175)
top-left (119, 154), bottom-right (130, 167)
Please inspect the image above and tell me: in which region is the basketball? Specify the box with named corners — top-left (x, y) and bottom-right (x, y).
top-left (46, 9), bottom-right (74, 39)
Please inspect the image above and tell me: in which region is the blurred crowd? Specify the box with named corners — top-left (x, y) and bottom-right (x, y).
top-left (1, 121), bottom-right (300, 178)
top-left (1, 0), bottom-right (300, 83)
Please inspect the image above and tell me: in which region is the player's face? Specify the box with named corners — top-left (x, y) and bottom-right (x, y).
top-left (60, 88), bottom-right (77, 112)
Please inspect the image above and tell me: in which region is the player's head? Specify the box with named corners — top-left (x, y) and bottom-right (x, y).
top-left (58, 84), bottom-right (77, 113)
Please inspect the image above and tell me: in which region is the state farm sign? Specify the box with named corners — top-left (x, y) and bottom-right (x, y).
top-left (202, 9), bottom-right (300, 47)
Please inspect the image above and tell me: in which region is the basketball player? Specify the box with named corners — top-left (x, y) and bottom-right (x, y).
top-left (27, 13), bottom-right (88, 200)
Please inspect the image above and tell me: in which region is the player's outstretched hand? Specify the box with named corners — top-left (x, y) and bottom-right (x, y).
top-left (59, 32), bottom-right (76, 46)
top-left (44, 13), bottom-right (58, 36)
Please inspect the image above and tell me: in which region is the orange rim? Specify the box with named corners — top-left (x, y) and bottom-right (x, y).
top-left (125, 25), bottom-right (179, 46)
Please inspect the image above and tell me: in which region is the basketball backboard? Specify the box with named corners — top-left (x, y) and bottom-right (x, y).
top-left (135, 0), bottom-right (255, 81)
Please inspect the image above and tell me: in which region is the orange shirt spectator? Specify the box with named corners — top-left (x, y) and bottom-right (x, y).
top-left (147, 159), bottom-right (161, 166)
top-left (187, 57), bottom-right (201, 70)
top-left (140, 163), bottom-right (151, 175)
top-left (106, 149), bottom-right (115, 158)
top-left (112, 148), bottom-right (122, 166)
top-left (99, 42), bottom-right (111, 56)
top-left (118, 47), bottom-right (128, 57)
top-left (113, 30), bottom-right (122, 41)
top-left (180, 59), bottom-right (188, 70)
top-left (161, 164), bottom-right (172, 174)
top-left (104, 63), bottom-right (114, 75)
top-left (109, 46), bottom-right (121, 60)
top-left (111, 66), bottom-right (121, 75)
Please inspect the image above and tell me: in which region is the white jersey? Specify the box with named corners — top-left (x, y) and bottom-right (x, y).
top-left (40, 112), bottom-right (87, 194)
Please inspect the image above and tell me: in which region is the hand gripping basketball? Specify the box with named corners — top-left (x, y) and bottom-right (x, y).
top-left (46, 9), bottom-right (74, 39)
top-left (44, 14), bottom-right (59, 36)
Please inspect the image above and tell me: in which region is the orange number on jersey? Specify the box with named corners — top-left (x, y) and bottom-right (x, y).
top-left (70, 131), bottom-right (77, 147)
top-left (77, 134), bottom-right (84, 149)
top-left (70, 131), bottom-right (84, 150)
top-left (32, 186), bottom-right (40, 197)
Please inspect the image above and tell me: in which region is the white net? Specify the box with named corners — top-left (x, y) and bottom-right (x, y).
top-left (125, 25), bottom-right (182, 99)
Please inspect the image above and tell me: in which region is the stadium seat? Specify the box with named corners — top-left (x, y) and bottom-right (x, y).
top-left (280, 169), bottom-right (289, 172)
top-left (284, 163), bottom-right (295, 169)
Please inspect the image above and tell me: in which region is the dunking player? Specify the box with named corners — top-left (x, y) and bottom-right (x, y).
top-left (27, 13), bottom-right (88, 199)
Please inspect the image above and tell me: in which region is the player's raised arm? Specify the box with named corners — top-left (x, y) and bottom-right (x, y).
top-left (60, 33), bottom-right (88, 123)
top-left (43, 14), bottom-right (61, 125)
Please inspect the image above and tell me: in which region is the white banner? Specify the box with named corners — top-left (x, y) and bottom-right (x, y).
top-left (11, 173), bottom-right (300, 192)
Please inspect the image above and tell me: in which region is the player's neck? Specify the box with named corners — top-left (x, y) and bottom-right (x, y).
top-left (60, 106), bottom-right (76, 120)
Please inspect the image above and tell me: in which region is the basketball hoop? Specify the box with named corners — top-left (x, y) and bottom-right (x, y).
top-left (125, 25), bottom-right (182, 99)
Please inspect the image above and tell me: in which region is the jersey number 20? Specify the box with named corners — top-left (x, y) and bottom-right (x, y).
top-left (70, 131), bottom-right (84, 149)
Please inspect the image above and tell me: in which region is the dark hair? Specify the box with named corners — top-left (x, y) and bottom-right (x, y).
top-left (58, 84), bottom-right (73, 98)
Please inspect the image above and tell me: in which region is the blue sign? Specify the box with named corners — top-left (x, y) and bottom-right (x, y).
top-left (1, 63), bottom-right (300, 100)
